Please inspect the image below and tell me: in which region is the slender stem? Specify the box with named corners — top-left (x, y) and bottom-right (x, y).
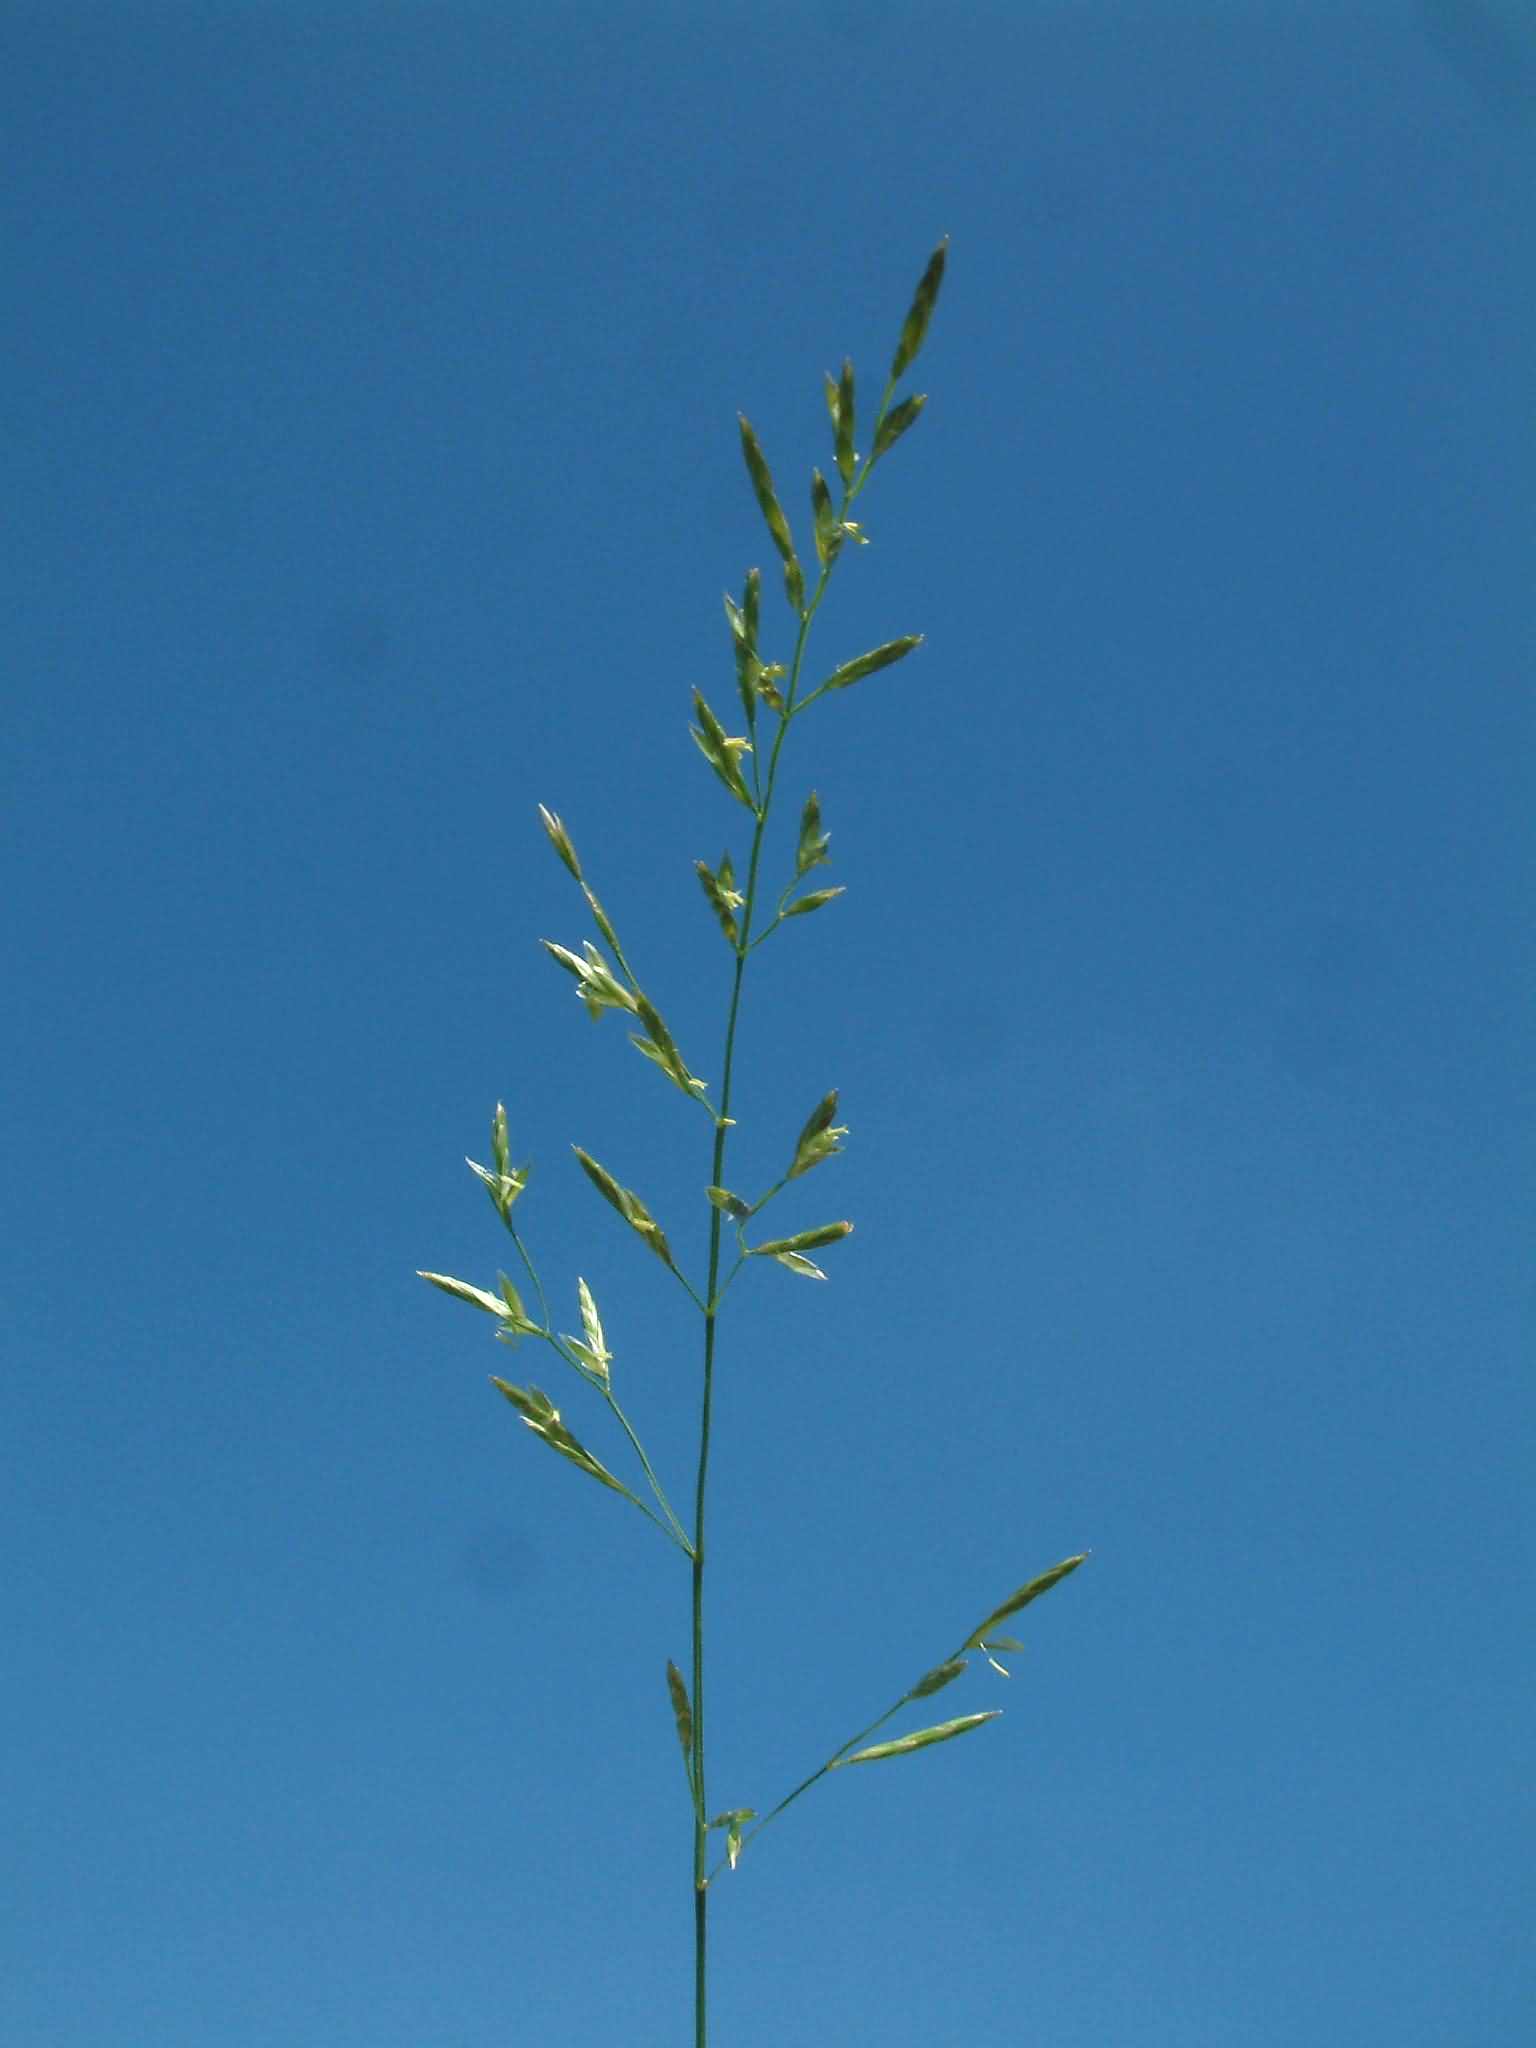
top-left (623, 1488), bottom-right (694, 1548)
top-left (706, 1250), bottom-right (748, 1315)
top-left (524, 1309), bottom-right (693, 1554)
top-left (672, 1268), bottom-right (711, 1315)
top-left (604, 1386), bottom-right (693, 1554)
top-left (689, 387), bottom-right (903, 2037)
top-left (708, 1622), bottom-right (988, 1883)
top-left (705, 1671), bottom-right (944, 1885)
top-left (689, 653), bottom-right (808, 2042)
top-left (717, 1694), bottom-right (908, 1875)
top-left (691, 960), bottom-right (744, 2048)
top-left (507, 1224), bottom-right (551, 1330)
top-left (694, 1882), bottom-right (708, 2048)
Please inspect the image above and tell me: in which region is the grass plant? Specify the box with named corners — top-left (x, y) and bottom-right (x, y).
top-left (420, 242), bottom-right (1085, 2045)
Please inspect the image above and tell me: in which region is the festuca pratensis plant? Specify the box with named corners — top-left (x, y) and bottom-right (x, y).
top-left (420, 242), bottom-right (1085, 2045)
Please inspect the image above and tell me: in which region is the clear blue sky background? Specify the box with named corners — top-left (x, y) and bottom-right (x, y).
top-left (6, 4), bottom-right (1532, 2044)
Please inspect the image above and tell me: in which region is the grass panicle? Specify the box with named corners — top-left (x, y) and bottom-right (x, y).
top-left (419, 242), bottom-right (1085, 2045)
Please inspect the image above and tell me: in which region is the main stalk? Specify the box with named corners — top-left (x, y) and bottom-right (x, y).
top-left (687, 367), bottom-right (897, 2042)
top-left (692, 950), bottom-right (745, 2048)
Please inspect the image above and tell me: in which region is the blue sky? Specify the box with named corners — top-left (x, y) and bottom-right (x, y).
top-left (6, 3), bottom-right (1532, 2044)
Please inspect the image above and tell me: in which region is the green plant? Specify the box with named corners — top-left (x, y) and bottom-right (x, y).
top-left (420, 242), bottom-right (1085, 2045)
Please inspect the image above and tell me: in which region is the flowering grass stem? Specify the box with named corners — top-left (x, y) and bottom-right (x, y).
top-left (420, 242), bottom-right (1086, 2045)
